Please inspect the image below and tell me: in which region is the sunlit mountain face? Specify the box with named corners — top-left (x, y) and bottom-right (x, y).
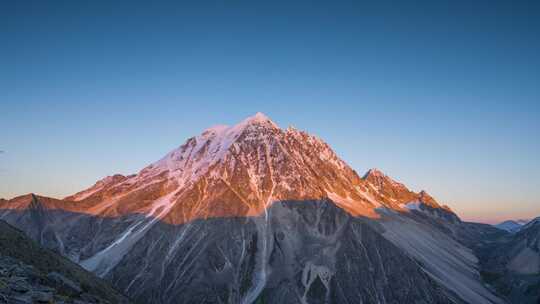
top-left (1, 114), bottom-right (538, 304)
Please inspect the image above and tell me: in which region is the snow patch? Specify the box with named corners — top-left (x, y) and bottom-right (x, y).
top-left (399, 201), bottom-right (422, 211)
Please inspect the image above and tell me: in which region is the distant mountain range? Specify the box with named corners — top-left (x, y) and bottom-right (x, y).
top-left (495, 219), bottom-right (531, 233)
top-left (1, 113), bottom-right (538, 304)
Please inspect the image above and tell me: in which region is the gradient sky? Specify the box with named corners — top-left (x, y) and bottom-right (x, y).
top-left (1, 1), bottom-right (539, 224)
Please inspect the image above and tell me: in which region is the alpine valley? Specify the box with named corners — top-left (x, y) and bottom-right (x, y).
top-left (1, 113), bottom-right (538, 304)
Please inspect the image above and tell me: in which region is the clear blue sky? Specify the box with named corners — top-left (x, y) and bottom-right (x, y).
top-left (1, 1), bottom-right (539, 223)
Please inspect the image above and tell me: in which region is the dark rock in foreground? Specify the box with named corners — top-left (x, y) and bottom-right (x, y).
top-left (0, 220), bottom-right (130, 304)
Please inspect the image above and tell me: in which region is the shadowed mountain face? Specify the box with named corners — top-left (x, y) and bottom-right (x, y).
top-left (2, 199), bottom-right (459, 304)
top-left (108, 200), bottom-right (457, 304)
top-left (0, 113), bottom-right (513, 304)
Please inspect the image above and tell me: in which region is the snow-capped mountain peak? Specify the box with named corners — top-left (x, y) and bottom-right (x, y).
top-left (244, 111), bottom-right (277, 126)
top-left (61, 114), bottom-right (385, 222)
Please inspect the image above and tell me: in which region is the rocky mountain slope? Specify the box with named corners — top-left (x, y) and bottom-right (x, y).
top-left (507, 218), bottom-right (540, 275)
top-left (0, 219), bottom-right (130, 304)
top-left (0, 113), bottom-right (508, 304)
top-left (477, 217), bottom-right (540, 304)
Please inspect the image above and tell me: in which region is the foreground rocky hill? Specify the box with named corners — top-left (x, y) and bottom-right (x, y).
top-left (0, 219), bottom-right (130, 304)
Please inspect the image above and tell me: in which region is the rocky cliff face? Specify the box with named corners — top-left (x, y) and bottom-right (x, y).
top-left (0, 113), bottom-right (505, 304)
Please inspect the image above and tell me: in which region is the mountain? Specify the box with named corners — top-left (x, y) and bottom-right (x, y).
top-left (495, 220), bottom-right (530, 233)
top-left (507, 217), bottom-right (540, 275)
top-left (0, 218), bottom-right (130, 303)
top-left (0, 113), bottom-right (506, 304)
